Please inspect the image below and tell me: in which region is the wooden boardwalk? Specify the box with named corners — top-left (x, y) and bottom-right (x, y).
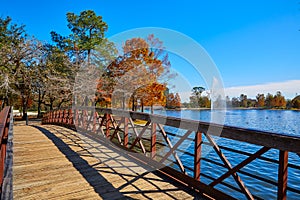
top-left (13, 121), bottom-right (204, 200)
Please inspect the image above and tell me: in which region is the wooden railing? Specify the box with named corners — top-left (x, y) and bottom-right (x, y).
top-left (0, 106), bottom-right (13, 199)
top-left (42, 107), bottom-right (300, 200)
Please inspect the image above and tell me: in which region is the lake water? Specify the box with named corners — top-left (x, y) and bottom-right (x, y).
top-left (152, 109), bottom-right (300, 199)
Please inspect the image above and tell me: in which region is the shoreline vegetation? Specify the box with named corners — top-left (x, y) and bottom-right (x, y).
top-left (169, 107), bottom-right (300, 111)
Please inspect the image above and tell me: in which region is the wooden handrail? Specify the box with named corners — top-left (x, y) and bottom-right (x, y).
top-left (42, 107), bottom-right (300, 200)
top-left (0, 106), bottom-right (12, 198)
top-left (50, 107), bottom-right (300, 153)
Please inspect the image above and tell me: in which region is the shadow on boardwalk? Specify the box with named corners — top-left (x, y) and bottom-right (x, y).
top-left (33, 125), bottom-right (204, 200)
top-left (33, 125), bottom-right (133, 200)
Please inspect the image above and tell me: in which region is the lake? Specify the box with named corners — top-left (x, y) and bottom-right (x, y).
top-left (152, 109), bottom-right (300, 199)
top-left (155, 109), bottom-right (300, 136)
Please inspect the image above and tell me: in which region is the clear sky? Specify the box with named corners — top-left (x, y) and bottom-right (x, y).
top-left (1, 0), bottom-right (300, 101)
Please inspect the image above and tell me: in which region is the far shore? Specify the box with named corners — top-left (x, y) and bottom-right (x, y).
top-left (173, 107), bottom-right (300, 111)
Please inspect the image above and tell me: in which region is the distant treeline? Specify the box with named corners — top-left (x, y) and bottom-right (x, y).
top-left (182, 87), bottom-right (300, 109)
top-left (227, 92), bottom-right (300, 109)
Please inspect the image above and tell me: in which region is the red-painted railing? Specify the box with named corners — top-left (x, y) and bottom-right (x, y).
top-left (42, 107), bottom-right (300, 200)
top-left (0, 106), bottom-right (12, 198)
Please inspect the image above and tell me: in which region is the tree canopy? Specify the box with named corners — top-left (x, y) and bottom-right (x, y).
top-left (0, 11), bottom-right (180, 116)
top-left (51, 10), bottom-right (108, 64)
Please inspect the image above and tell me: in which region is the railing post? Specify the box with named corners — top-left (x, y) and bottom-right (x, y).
top-left (58, 110), bottom-right (61, 124)
top-left (49, 111), bottom-right (52, 123)
top-left (54, 111), bottom-right (56, 123)
top-left (63, 110), bottom-right (66, 124)
top-left (61, 110), bottom-right (64, 124)
top-left (194, 132), bottom-right (202, 181)
top-left (105, 113), bottom-right (110, 138)
top-left (277, 150), bottom-right (288, 200)
top-left (56, 110), bottom-right (59, 123)
top-left (92, 111), bottom-right (97, 133)
top-left (68, 109), bottom-right (73, 125)
top-left (150, 122), bottom-right (156, 159)
top-left (83, 110), bottom-right (88, 130)
top-left (52, 111), bottom-right (54, 123)
top-left (45, 112), bottom-right (47, 123)
top-left (75, 109), bottom-right (79, 127)
top-left (60, 110), bottom-right (63, 124)
top-left (123, 117), bottom-right (128, 147)
top-left (65, 109), bottom-right (68, 124)
top-left (51, 111), bottom-right (54, 123)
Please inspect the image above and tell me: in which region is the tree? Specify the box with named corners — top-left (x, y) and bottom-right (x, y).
top-left (51, 10), bottom-right (116, 108)
top-left (33, 43), bottom-right (74, 112)
top-left (256, 94), bottom-right (265, 107)
top-left (174, 93), bottom-right (181, 108)
top-left (265, 92), bottom-right (286, 109)
top-left (51, 10), bottom-right (108, 65)
top-left (291, 95), bottom-right (300, 109)
top-left (0, 16), bottom-right (43, 120)
top-left (265, 93), bottom-right (273, 108)
top-left (239, 94), bottom-right (248, 107)
top-left (0, 16), bottom-right (24, 107)
top-left (105, 35), bottom-right (173, 111)
top-left (226, 96), bottom-right (231, 107)
top-left (14, 38), bottom-right (43, 120)
top-left (192, 86), bottom-right (205, 97)
top-left (136, 82), bottom-right (167, 113)
top-left (166, 92), bottom-right (181, 109)
top-left (272, 91), bottom-right (286, 108)
top-left (189, 96), bottom-right (198, 108)
top-left (202, 96), bottom-right (211, 108)
top-left (189, 86), bottom-right (205, 107)
top-left (231, 97), bottom-right (240, 107)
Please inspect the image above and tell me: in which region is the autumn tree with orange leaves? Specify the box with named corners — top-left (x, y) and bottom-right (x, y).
top-left (102, 34), bottom-right (174, 111)
top-left (136, 82), bottom-right (167, 112)
top-left (166, 92), bottom-right (181, 109)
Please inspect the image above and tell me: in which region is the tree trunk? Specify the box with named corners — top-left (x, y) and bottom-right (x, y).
top-left (3, 96), bottom-right (9, 107)
top-left (0, 98), bottom-right (3, 110)
top-left (131, 96), bottom-right (135, 111)
top-left (84, 96), bottom-right (88, 106)
top-left (58, 100), bottom-right (65, 109)
top-left (22, 98), bottom-right (28, 121)
top-left (50, 101), bottom-right (53, 111)
top-left (37, 89), bottom-right (42, 118)
top-left (141, 99), bottom-right (144, 112)
top-left (87, 49), bottom-right (91, 65)
top-left (122, 93), bottom-right (125, 110)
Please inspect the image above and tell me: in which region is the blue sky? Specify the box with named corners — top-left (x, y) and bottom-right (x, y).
top-left (1, 0), bottom-right (300, 101)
